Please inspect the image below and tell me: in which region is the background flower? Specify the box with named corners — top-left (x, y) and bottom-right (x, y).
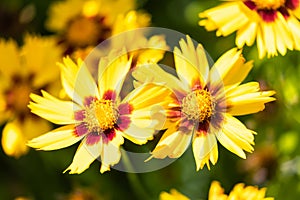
top-left (199, 0), bottom-right (300, 58)
top-left (0, 34), bottom-right (63, 158)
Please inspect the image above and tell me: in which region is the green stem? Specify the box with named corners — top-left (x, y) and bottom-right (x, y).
top-left (121, 150), bottom-right (151, 200)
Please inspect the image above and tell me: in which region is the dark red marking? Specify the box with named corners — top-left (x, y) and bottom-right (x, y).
top-left (102, 128), bottom-right (116, 144)
top-left (244, 1), bottom-right (257, 10)
top-left (285, 0), bottom-right (299, 10)
top-left (116, 115), bottom-right (131, 131)
top-left (258, 10), bottom-right (278, 22)
top-left (84, 96), bottom-right (96, 106)
top-left (74, 110), bottom-right (85, 121)
top-left (103, 90), bottom-right (117, 101)
top-left (118, 103), bottom-right (133, 115)
top-left (86, 132), bottom-right (101, 145)
top-left (75, 123), bottom-right (88, 136)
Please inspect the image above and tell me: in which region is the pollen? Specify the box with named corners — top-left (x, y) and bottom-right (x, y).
top-left (182, 89), bottom-right (214, 122)
top-left (84, 99), bottom-right (119, 132)
top-left (252, 0), bottom-right (285, 10)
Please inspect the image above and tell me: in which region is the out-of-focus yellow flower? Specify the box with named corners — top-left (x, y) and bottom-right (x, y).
top-left (133, 36), bottom-right (275, 170)
top-left (27, 49), bottom-right (172, 174)
top-left (159, 189), bottom-right (190, 200)
top-left (46, 0), bottom-right (150, 54)
top-left (199, 0), bottom-right (300, 58)
top-left (159, 181), bottom-right (274, 200)
top-left (209, 181), bottom-right (274, 200)
top-left (0, 35), bottom-right (63, 158)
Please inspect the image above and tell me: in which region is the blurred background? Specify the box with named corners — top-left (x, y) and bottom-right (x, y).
top-left (0, 0), bottom-right (299, 199)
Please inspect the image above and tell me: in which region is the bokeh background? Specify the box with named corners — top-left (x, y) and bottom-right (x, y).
top-left (0, 0), bottom-right (299, 199)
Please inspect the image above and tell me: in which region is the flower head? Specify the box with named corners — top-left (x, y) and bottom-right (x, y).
top-left (159, 181), bottom-right (274, 200)
top-left (133, 36), bottom-right (275, 170)
top-left (28, 49), bottom-right (171, 173)
top-left (209, 181), bottom-right (274, 200)
top-left (0, 35), bottom-right (63, 157)
top-left (46, 0), bottom-right (150, 54)
top-left (199, 0), bottom-right (300, 58)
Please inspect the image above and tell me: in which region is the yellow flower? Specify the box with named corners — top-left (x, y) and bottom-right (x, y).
top-left (209, 181), bottom-right (274, 200)
top-left (199, 0), bottom-right (300, 58)
top-left (159, 189), bottom-right (190, 200)
top-left (133, 36), bottom-right (275, 170)
top-left (27, 50), bottom-right (171, 174)
top-left (159, 181), bottom-right (274, 200)
top-left (0, 35), bottom-right (63, 158)
top-left (46, 0), bottom-right (150, 53)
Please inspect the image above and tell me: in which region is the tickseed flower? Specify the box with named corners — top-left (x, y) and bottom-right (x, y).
top-left (209, 181), bottom-right (274, 200)
top-left (0, 35), bottom-right (63, 158)
top-left (133, 36), bottom-right (275, 170)
top-left (159, 181), bottom-right (274, 200)
top-left (27, 49), bottom-right (171, 174)
top-left (159, 189), bottom-right (190, 200)
top-left (46, 0), bottom-right (150, 54)
top-left (199, 0), bottom-right (300, 58)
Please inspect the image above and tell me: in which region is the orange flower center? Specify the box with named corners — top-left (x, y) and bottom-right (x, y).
top-left (182, 89), bottom-right (214, 122)
top-left (252, 0), bottom-right (285, 9)
top-left (66, 17), bottom-right (101, 47)
top-left (84, 99), bottom-right (119, 131)
top-left (5, 76), bottom-right (32, 114)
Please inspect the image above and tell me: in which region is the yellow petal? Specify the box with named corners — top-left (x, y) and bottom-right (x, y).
top-left (100, 131), bottom-right (124, 173)
top-left (216, 114), bottom-right (256, 159)
top-left (227, 90), bottom-right (276, 116)
top-left (159, 189), bottom-right (190, 200)
top-left (1, 121), bottom-right (28, 158)
top-left (262, 23), bottom-right (277, 58)
top-left (136, 35), bottom-right (169, 65)
top-left (27, 125), bottom-right (83, 150)
top-left (174, 36), bottom-right (205, 88)
top-left (29, 91), bottom-right (79, 125)
top-left (287, 16), bottom-right (300, 50)
top-left (123, 83), bottom-right (173, 110)
top-left (64, 139), bottom-right (100, 174)
top-left (209, 181), bottom-right (227, 200)
top-left (192, 131), bottom-right (218, 170)
top-left (200, 2), bottom-right (249, 36)
top-left (257, 26), bottom-right (267, 59)
top-left (0, 39), bottom-right (21, 78)
top-left (225, 82), bottom-right (260, 98)
top-left (210, 48), bottom-right (253, 86)
top-left (98, 49), bottom-right (131, 98)
top-left (150, 124), bottom-right (192, 159)
top-left (236, 22), bottom-right (257, 47)
top-left (59, 57), bottom-right (99, 105)
top-left (132, 63), bottom-right (187, 93)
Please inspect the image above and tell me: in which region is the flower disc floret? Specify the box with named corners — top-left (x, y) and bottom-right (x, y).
top-left (84, 99), bottom-right (119, 132)
top-left (182, 89), bottom-right (214, 122)
top-left (253, 0), bottom-right (285, 9)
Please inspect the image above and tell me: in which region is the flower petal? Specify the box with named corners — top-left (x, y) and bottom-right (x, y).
top-left (1, 121), bottom-right (28, 158)
top-left (98, 49), bottom-right (131, 98)
top-left (64, 138), bottom-right (101, 174)
top-left (210, 48), bottom-right (253, 86)
top-left (192, 130), bottom-right (218, 170)
top-left (226, 87), bottom-right (276, 116)
top-left (216, 114), bottom-right (256, 159)
top-left (59, 57), bottom-right (99, 105)
top-left (100, 131), bottom-right (124, 173)
top-left (29, 90), bottom-right (79, 125)
top-left (150, 124), bottom-right (192, 159)
top-left (27, 125), bottom-right (84, 151)
top-left (174, 36), bottom-right (205, 88)
top-left (132, 63), bottom-right (187, 93)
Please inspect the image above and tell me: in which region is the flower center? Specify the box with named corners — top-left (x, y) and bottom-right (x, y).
top-left (84, 99), bottom-right (119, 132)
top-left (182, 89), bottom-right (214, 122)
top-left (252, 0), bottom-right (285, 9)
top-left (66, 16), bottom-right (101, 47)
